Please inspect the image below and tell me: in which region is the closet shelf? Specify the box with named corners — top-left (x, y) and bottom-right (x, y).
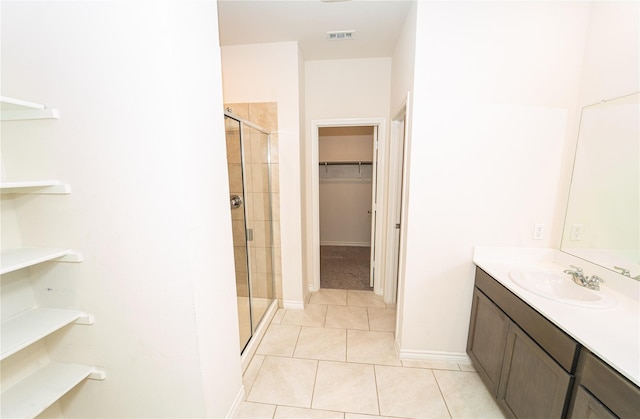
top-left (1, 308), bottom-right (93, 361)
top-left (1, 181), bottom-right (71, 195)
top-left (1, 96), bottom-right (59, 121)
top-left (1, 362), bottom-right (104, 419)
top-left (319, 161), bottom-right (373, 165)
top-left (1, 248), bottom-right (82, 275)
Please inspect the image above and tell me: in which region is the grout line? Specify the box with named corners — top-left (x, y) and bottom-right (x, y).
top-left (309, 359), bottom-right (320, 410)
top-left (372, 364), bottom-right (382, 416)
top-left (431, 368), bottom-right (454, 419)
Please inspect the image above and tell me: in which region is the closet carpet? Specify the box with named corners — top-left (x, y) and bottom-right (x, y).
top-left (320, 245), bottom-right (372, 290)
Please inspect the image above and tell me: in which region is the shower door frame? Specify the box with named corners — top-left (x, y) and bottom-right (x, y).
top-left (224, 110), bottom-right (276, 354)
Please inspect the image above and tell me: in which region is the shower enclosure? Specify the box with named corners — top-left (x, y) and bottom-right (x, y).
top-left (224, 111), bottom-right (276, 353)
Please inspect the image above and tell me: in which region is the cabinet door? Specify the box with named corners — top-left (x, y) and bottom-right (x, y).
top-left (467, 289), bottom-right (509, 396)
top-left (498, 322), bottom-right (572, 418)
top-left (570, 386), bottom-right (616, 419)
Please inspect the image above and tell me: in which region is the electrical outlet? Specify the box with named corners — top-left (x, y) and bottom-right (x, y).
top-left (571, 224), bottom-right (583, 241)
top-left (533, 224), bottom-right (544, 240)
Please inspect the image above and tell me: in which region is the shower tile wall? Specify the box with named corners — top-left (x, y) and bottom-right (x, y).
top-left (225, 102), bottom-right (282, 306)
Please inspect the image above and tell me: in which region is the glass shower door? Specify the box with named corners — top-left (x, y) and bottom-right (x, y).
top-left (224, 116), bottom-right (252, 351)
top-left (224, 114), bottom-right (275, 353)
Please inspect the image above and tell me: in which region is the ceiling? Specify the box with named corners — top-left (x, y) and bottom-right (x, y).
top-left (217, 0), bottom-right (413, 60)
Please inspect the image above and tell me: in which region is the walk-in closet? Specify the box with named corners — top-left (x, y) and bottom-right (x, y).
top-left (318, 126), bottom-right (375, 290)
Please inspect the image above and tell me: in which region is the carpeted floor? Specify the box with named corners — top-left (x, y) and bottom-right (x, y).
top-left (320, 245), bottom-right (372, 290)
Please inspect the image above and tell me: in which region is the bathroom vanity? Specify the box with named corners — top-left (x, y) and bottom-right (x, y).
top-left (469, 248), bottom-right (640, 419)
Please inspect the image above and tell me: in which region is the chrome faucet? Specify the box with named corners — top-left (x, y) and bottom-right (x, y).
top-left (563, 265), bottom-right (604, 291)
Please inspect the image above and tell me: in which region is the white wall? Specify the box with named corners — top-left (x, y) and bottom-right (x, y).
top-left (221, 42), bottom-right (306, 306)
top-left (1, 1), bottom-right (242, 417)
top-left (398, 1), bottom-right (591, 356)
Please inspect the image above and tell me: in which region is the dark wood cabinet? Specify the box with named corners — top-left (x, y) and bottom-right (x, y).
top-left (498, 322), bottom-right (572, 418)
top-left (469, 267), bottom-right (640, 419)
top-left (570, 386), bottom-right (616, 419)
top-left (569, 349), bottom-right (640, 419)
top-left (468, 267), bottom-right (577, 418)
top-left (467, 289), bottom-right (509, 395)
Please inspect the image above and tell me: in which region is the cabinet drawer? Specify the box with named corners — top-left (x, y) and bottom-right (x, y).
top-left (576, 350), bottom-right (640, 418)
top-left (475, 267), bottom-right (579, 372)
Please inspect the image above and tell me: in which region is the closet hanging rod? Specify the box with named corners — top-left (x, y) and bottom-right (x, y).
top-left (318, 161), bottom-right (373, 166)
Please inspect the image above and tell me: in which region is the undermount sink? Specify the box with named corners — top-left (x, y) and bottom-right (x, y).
top-left (508, 269), bottom-right (617, 309)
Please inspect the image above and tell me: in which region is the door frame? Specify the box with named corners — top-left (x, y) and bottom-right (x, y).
top-left (311, 117), bottom-right (387, 295)
top-left (385, 100), bottom-right (409, 305)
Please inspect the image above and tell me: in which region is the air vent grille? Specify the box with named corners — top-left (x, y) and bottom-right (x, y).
top-left (327, 30), bottom-right (355, 41)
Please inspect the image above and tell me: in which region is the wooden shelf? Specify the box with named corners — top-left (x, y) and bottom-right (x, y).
top-left (1, 308), bottom-right (93, 361)
top-left (1, 248), bottom-right (82, 275)
top-left (1, 362), bottom-right (99, 419)
top-left (1, 96), bottom-right (59, 121)
top-left (1, 181), bottom-right (71, 195)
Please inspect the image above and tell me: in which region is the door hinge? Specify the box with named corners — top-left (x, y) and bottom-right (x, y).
top-left (246, 228), bottom-right (254, 241)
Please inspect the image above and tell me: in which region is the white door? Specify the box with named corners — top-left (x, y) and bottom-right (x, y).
top-left (369, 125), bottom-right (379, 288)
top-left (389, 117), bottom-right (407, 303)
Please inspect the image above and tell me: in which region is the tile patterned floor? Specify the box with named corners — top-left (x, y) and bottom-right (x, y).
top-left (237, 289), bottom-right (506, 419)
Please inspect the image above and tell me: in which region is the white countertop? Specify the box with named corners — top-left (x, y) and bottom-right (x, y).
top-left (473, 246), bottom-right (640, 387)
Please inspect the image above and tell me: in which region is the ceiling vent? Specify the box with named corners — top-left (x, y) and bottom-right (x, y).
top-left (327, 30), bottom-right (355, 41)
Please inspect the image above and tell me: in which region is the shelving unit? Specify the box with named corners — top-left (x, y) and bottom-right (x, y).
top-left (1, 95), bottom-right (103, 418)
top-left (1, 181), bottom-right (71, 195)
top-left (1, 248), bottom-right (82, 275)
top-left (1, 362), bottom-right (100, 419)
top-left (1, 308), bottom-right (93, 360)
top-left (1, 96), bottom-right (59, 121)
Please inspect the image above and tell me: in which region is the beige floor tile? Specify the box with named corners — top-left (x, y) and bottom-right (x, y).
top-left (347, 290), bottom-right (386, 308)
top-left (367, 307), bottom-right (396, 332)
top-left (243, 354), bottom-right (266, 397)
top-left (294, 327), bottom-right (347, 361)
top-left (458, 362), bottom-right (476, 372)
top-left (247, 356), bottom-right (318, 408)
top-left (312, 361), bottom-right (379, 415)
top-left (271, 308), bottom-right (285, 325)
top-left (325, 305), bottom-right (369, 330)
top-left (344, 415), bottom-right (403, 419)
top-left (375, 365), bottom-right (450, 418)
top-left (282, 304), bottom-right (327, 327)
top-left (347, 330), bottom-right (401, 366)
top-left (433, 370), bottom-right (506, 418)
top-left (401, 359), bottom-right (461, 371)
top-left (310, 289), bottom-right (348, 305)
top-left (256, 324), bottom-right (301, 357)
top-left (235, 401), bottom-right (276, 419)
top-left (275, 406), bottom-right (344, 419)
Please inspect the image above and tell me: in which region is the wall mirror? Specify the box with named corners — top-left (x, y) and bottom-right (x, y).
top-left (561, 92), bottom-right (639, 279)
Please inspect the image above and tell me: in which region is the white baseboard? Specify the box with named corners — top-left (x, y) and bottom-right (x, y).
top-left (283, 300), bottom-right (305, 309)
top-left (320, 241), bottom-right (370, 247)
top-left (398, 348), bottom-right (471, 363)
top-left (225, 385), bottom-right (245, 419)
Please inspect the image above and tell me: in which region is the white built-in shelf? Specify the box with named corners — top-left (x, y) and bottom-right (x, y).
top-left (1, 248), bottom-right (82, 275)
top-left (1, 96), bottom-right (59, 121)
top-left (0, 181), bottom-right (71, 195)
top-left (1, 362), bottom-right (104, 419)
top-left (1, 308), bottom-right (93, 361)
